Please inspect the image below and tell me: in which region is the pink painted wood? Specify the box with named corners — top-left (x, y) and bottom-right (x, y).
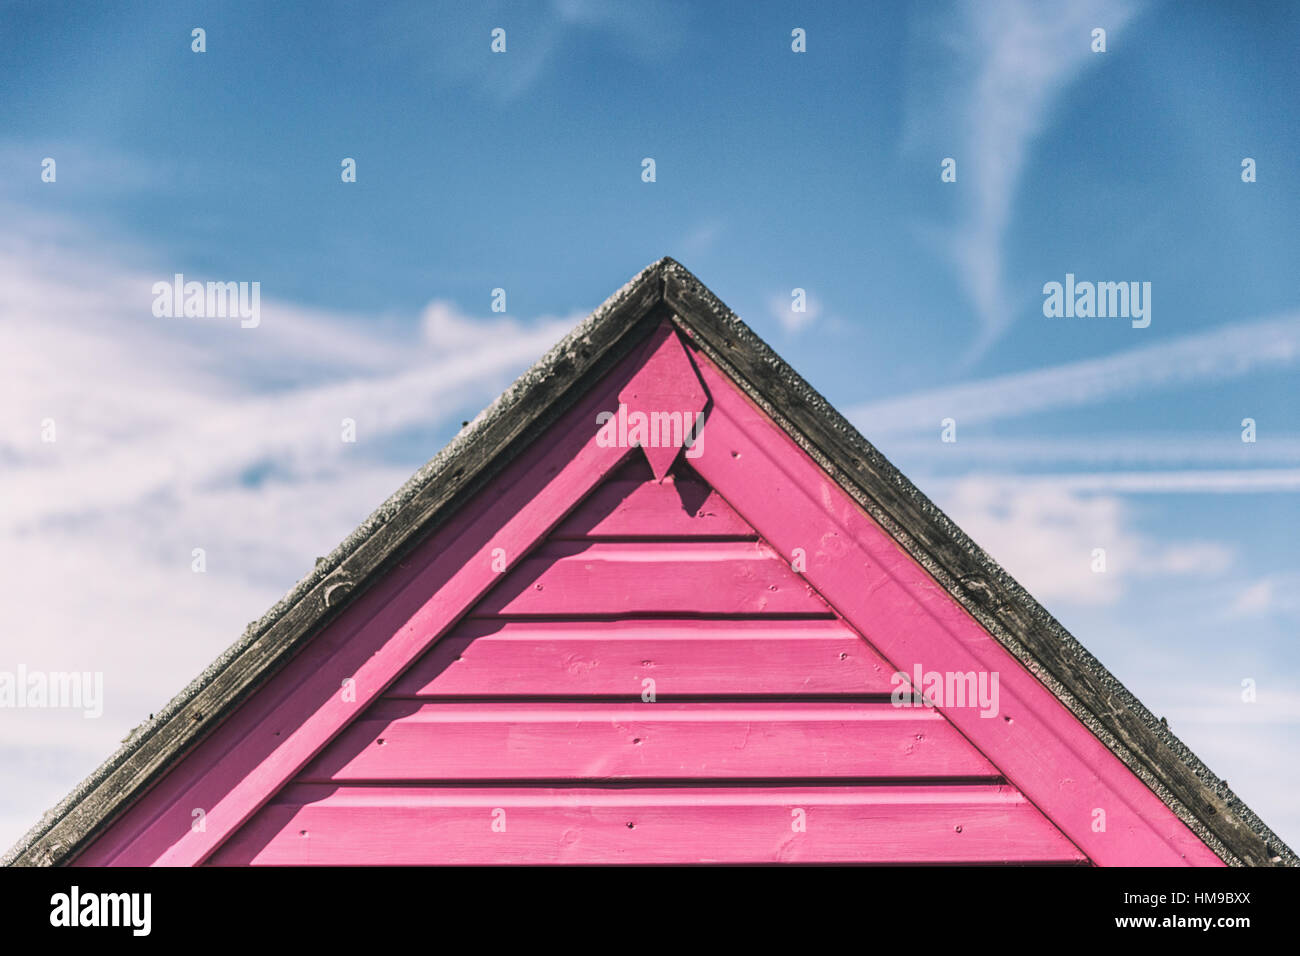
top-left (209, 784), bottom-right (1087, 865)
top-left (387, 618), bottom-right (896, 696)
top-left (73, 319), bottom-right (1221, 866)
top-left (551, 460), bottom-right (753, 539)
top-left (297, 701), bottom-right (998, 781)
top-left (615, 322), bottom-right (709, 481)
top-left (73, 339), bottom-right (645, 866)
top-left (679, 332), bottom-right (1224, 867)
top-left (470, 540), bottom-right (827, 616)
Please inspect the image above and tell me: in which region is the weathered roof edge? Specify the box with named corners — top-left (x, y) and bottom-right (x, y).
top-left (3, 259), bottom-right (672, 867)
top-left (7, 257), bottom-right (1294, 867)
top-left (659, 259), bottom-right (1296, 868)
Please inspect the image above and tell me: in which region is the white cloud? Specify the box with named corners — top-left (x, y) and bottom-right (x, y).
top-left (1161, 684), bottom-right (1300, 727)
top-left (941, 470), bottom-right (1300, 494)
top-left (1228, 574), bottom-right (1300, 619)
top-left (420, 298), bottom-right (569, 351)
top-left (933, 476), bottom-right (1233, 607)
top-left (905, 0), bottom-right (1142, 359)
top-left (1231, 580), bottom-right (1276, 617)
top-left (0, 247), bottom-right (576, 533)
top-left (0, 211), bottom-right (581, 850)
top-left (675, 220), bottom-right (724, 258)
top-left (768, 291), bottom-right (822, 335)
top-left (849, 311), bottom-right (1300, 435)
top-left (375, 0), bottom-right (684, 103)
top-left (875, 434), bottom-right (1300, 468)
top-left (1145, 705), bottom-right (1300, 855)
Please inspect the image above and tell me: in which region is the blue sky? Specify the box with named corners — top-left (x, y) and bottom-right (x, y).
top-left (2, 0), bottom-right (1298, 854)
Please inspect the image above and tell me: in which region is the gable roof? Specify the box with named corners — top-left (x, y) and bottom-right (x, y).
top-left (5, 257), bottom-right (1294, 867)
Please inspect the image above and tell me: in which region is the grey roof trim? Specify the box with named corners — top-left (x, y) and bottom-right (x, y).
top-left (660, 261), bottom-right (1295, 867)
top-left (4, 260), bottom-right (672, 867)
top-left (6, 258), bottom-right (1293, 867)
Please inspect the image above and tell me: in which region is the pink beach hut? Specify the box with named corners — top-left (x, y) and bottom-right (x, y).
top-left (6, 260), bottom-right (1290, 867)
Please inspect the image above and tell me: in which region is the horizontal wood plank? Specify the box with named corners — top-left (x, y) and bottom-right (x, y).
top-left (685, 346), bottom-right (1228, 867)
top-left (211, 784), bottom-right (1085, 865)
top-left (389, 619), bottom-right (897, 696)
top-left (472, 541), bottom-right (829, 617)
top-left (299, 701), bottom-right (997, 781)
top-left (552, 472), bottom-right (754, 538)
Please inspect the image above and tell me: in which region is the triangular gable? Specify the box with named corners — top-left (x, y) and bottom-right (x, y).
top-left (6, 260), bottom-right (1292, 867)
top-left (206, 450), bottom-right (1085, 865)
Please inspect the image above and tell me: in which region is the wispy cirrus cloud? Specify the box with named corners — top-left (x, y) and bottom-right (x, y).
top-left (849, 311), bottom-right (1300, 436)
top-left (946, 469), bottom-right (1300, 494)
top-left (905, 0), bottom-right (1142, 360)
top-left (931, 476), bottom-right (1233, 607)
top-left (0, 220), bottom-right (580, 531)
top-left (368, 0), bottom-right (685, 102)
top-left (875, 434), bottom-right (1300, 469)
top-left (0, 210), bottom-right (583, 849)
top-left (917, 472), bottom-right (1300, 511)
top-left (767, 289), bottom-right (822, 335)
top-left (675, 220), bottom-right (724, 259)
top-left (1228, 574), bottom-right (1300, 619)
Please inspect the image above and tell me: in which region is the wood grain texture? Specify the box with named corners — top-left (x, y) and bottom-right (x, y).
top-left (684, 340), bottom-right (1223, 867)
top-left (197, 327), bottom-right (1078, 867)
top-left (552, 464), bottom-right (753, 539)
top-left (67, 317), bottom-right (1083, 869)
top-left (209, 784), bottom-right (1085, 865)
top-left (614, 321), bottom-right (710, 481)
top-left (471, 541), bottom-right (829, 617)
top-left (72, 333), bottom-right (654, 867)
top-left (388, 619), bottom-right (897, 697)
top-left (17, 269), bottom-right (671, 869)
top-left (298, 701), bottom-right (998, 782)
top-left (665, 263), bottom-right (1275, 866)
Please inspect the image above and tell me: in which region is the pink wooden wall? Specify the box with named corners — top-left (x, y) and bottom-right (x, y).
top-left (73, 321), bottom-right (1223, 866)
top-left (209, 454), bottom-right (1082, 865)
